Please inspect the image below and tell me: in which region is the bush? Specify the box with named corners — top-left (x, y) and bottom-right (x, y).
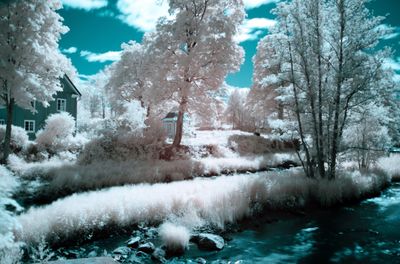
top-left (0, 166), bottom-right (23, 263)
top-left (228, 135), bottom-right (299, 155)
top-left (0, 125), bottom-right (29, 155)
top-left (35, 112), bottom-right (85, 155)
top-left (78, 119), bottom-right (165, 165)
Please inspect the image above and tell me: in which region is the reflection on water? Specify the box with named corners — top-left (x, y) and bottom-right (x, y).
top-left (182, 183), bottom-right (400, 263)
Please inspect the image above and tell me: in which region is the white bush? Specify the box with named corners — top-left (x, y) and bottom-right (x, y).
top-left (377, 154), bottom-right (400, 181)
top-left (35, 112), bottom-right (85, 154)
top-left (0, 125), bottom-right (29, 153)
top-left (159, 223), bottom-right (190, 252)
top-left (0, 166), bottom-right (23, 263)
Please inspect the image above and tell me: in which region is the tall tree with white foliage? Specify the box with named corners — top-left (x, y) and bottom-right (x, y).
top-left (0, 0), bottom-right (71, 163)
top-left (106, 41), bottom-right (155, 117)
top-left (148, 0), bottom-right (245, 147)
top-left (254, 0), bottom-right (396, 179)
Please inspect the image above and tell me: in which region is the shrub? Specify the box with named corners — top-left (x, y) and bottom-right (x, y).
top-left (228, 135), bottom-right (299, 155)
top-left (78, 119), bottom-right (165, 165)
top-left (0, 166), bottom-right (23, 263)
top-left (0, 125), bottom-right (29, 155)
top-left (35, 112), bottom-right (85, 155)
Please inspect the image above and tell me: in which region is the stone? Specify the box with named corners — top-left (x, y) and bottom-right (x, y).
top-left (112, 246), bottom-right (131, 261)
top-left (127, 236), bottom-right (141, 248)
top-left (195, 257), bottom-right (207, 264)
top-left (191, 234), bottom-right (224, 251)
top-left (138, 242), bottom-right (155, 254)
top-left (152, 247), bottom-right (167, 263)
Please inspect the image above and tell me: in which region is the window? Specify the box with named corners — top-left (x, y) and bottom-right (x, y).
top-left (30, 101), bottom-right (36, 109)
top-left (24, 120), bottom-right (35, 133)
top-left (0, 119), bottom-right (5, 125)
top-left (57, 98), bottom-right (66, 111)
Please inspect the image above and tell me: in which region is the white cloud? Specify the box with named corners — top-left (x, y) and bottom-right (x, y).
top-left (80, 50), bottom-right (122, 63)
top-left (383, 58), bottom-right (400, 71)
top-left (62, 47), bottom-right (78, 54)
top-left (235, 18), bottom-right (276, 43)
top-left (61, 0), bottom-right (108, 10)
top-left (377, 24), bottom-right (400, 40)
top-left (243, 0), bottom-right (278, 9)
top-left (116, 0), bottom-right (170, 32)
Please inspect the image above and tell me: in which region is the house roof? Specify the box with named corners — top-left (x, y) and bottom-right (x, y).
top-left (163, 112), bottom-right (178, 119)
top-left (63, 74), bottom-right (81, 97)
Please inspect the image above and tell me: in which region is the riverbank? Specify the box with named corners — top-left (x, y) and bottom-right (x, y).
top-left (15, 169), bottom-right (389, 254)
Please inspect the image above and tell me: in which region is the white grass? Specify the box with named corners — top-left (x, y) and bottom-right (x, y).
top-left (16, 170), bottom-right (388, 246)
top-left (8, 154), bottom-right (73, 179)
top-left (377, 154), bottom-right (400, 181)
top-left (158, 223), bottom-right (190, 252)
top-left (182, 130), bottom-right (256, 147)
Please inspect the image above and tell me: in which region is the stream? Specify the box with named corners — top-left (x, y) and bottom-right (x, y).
top-left (183, 182), bottom-right (400, 263)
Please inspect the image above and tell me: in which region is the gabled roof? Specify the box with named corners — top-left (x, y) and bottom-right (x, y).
top-left (163, 112), bottom-right (178, 119)
top-left (63, 74), bottom-right (81, 97)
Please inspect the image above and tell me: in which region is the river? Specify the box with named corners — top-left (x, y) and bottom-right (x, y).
top-left (182, 182), bottom-right (400, 263)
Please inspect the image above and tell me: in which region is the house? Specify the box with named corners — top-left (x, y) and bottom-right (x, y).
top-left (162, 112), bottom-right (178, 138)
top-left (0, 74), bottom-right (81, 140)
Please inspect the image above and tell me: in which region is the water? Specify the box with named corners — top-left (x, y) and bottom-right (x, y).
top-left (182, 183), bottom-right (400, 263)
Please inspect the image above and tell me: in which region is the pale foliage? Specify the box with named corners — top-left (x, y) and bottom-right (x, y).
top-left (0, 125), bottom-right (29, 152)
top-left (35, 112), bottom-right (85, 154)
top-left (16, 170), bottom-right (388, 246)
top-left (0, 0), bottom-right (73, 109)
top-left (251, 0), bottom-right (397, 178)
top-left (159, 222), bottom-right (190, 252)
top-left (0, 166), bottom-right (22, 264)
top-left (377, 154), bottom-right (400, 181)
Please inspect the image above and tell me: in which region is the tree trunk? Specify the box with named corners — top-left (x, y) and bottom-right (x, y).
top-left (172, 97), bottom-right (187, 148)
top-left (329, 0), bottom-right (345, 180)
top-left (2, 98), bottom-right (14, 164)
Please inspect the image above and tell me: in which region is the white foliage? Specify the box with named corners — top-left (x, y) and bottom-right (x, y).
top-left (0, 0), bottom-right (72, 109)
top-left (159, 222), bottom-right (190, 251)
top-left (0, 166), bottom-right (22, 263)
top-left (118, 101), bottom-right (146, 132)
top-left (377, 154), bottom-right (400, 181)
top-left (0, 125), bottom-right (29, 152)
top-left (35, 112), bottom-right (84, 154)
top-left (16, 170), bottom-right (388, 246)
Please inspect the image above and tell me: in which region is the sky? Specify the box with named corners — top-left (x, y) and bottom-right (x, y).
top-left (58, 0), bottom-right (400, 88)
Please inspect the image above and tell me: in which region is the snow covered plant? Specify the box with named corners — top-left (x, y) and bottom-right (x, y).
top-left (0, 166), bottom-right (23, 264)
top-left (35, 112), bottom-right (85, 156)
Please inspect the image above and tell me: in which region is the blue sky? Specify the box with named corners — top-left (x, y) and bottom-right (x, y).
top-left (58, 0), bottom-right (400, 88)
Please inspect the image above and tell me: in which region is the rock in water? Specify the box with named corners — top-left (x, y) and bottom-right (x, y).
top-left (191, 233), bottom-right (225, 251)
top-left (127, 236), bottom-right (141, 248)
top-left (112, 246), bottom-right (131, 261)
top-left (152, 247), bottom-right (167, 262)
top-left (138, 242), bottom-right (155, 254)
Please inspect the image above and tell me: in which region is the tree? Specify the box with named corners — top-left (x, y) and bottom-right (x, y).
top-left (250, 34), bottom-right (289, 132)
top-left (106, 41), bottom-right (156, 118)
top-left (225, 89), bottom-right (248, 130)
top-left (148, 0), bottom-right (245, 147)
top-left (254, 0), bottom-right (396, 179)
top-left (0, 0), bottom-right (70, 163)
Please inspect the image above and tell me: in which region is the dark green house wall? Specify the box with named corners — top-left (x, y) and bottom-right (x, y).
top-left (0, 75), bottom-right (80, 140)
